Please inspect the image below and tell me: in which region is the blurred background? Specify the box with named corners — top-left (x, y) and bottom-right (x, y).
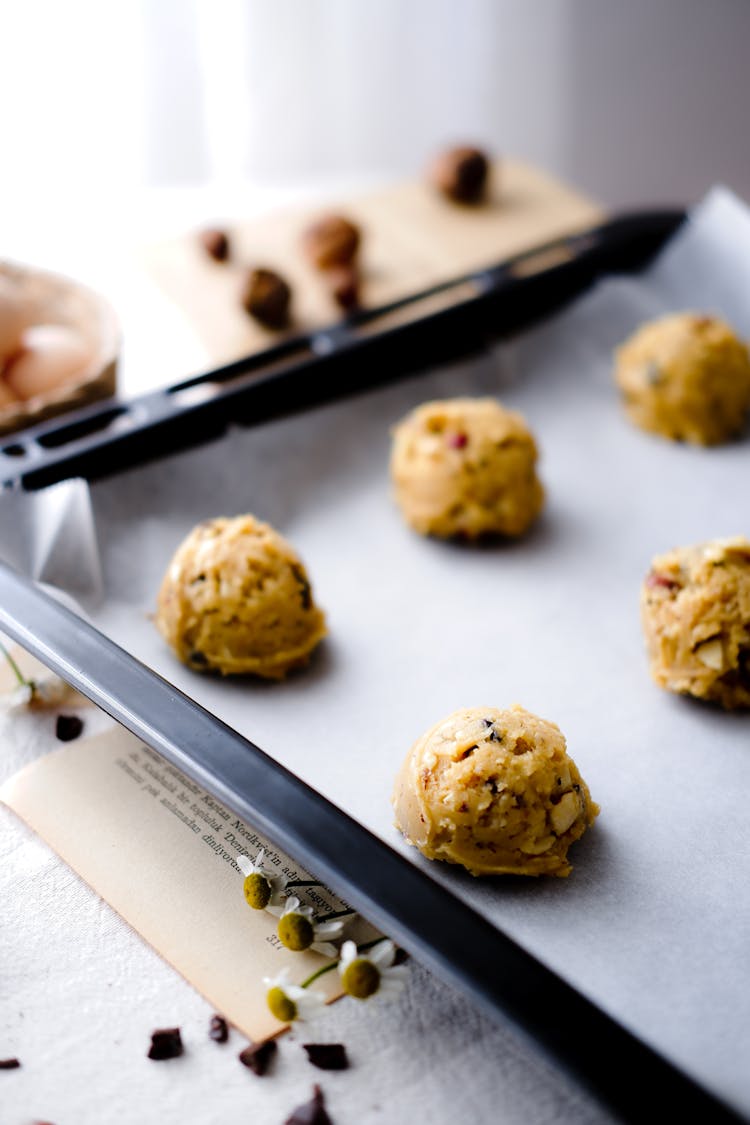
top-left (2, 0), bottom-right (748, 223)
top-left (0, 0), bottom-right (748, 399)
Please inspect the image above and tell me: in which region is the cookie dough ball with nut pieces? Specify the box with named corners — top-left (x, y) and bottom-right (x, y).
top-left (641, 537), bottom-right (750, 709)
top-left (156, 515), bottom-right (326, 679)
top-left (392, 705), bottom-right (598, 877)
top-left (390, 397), bottom-right (544, 539)
top-left (614, 312), bottom-right (750, 445)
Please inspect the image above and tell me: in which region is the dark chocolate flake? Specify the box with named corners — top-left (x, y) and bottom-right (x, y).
top-left (147, 1027), bottom-right (183, 1060)
top-left (285, 1084), bottom-right (332, 1125)
top-left (209, 1014), bottom-right (229, 1043)
top-left (0, 1058), bottom-right (20, 1069)
top-left (55, 715), bottom-right (84, 742)
top-left (302, 1043), bottom-right (349, 1071)
top-left (239, 1037), bottom-right (277, 1075)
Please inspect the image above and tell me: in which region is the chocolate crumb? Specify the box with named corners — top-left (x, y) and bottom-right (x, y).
top-left (239, 1037), bottom-right (277, 1075)
top-left (302, 1043), bottom-right (349, 1071)
top-left (285, 1084), bottom-right (332, 1125)
top-left (147, 1027), bottom-right (183, 1060)
top-left (55, 714), bottom-right (84, 742)
top-left (199, 227), bottom-right (230, 262)
top-left (209, 1014), bottom-right (229, 1043)
top-left (0, 1058), bottom-right (20, 1069)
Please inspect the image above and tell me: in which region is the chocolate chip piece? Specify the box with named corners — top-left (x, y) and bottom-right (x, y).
top-left (239, 1037), bottom-right (277, 1075)
top-left (55, 715), bottom-right (84, 742)
top-left (302, 1043), bottom-right (349, 1071)
top-left (147, 1028), bottom-right (183, 1060)
top-left (240, 268), bottom-right (291, 329)
top-left (285, 1084), bottom-right (332, 1125)
top-left (0, 1058), bottom-right (20, 1069)
top-left (199, 228), bottom-right (230, 262)
top-left (209, 1015), bottom-right (229, 1043)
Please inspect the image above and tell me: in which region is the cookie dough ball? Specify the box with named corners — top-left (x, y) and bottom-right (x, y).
top-left (641, 537), bottom-right (750, 708)
top-left (392, 705), bottom-right (598, 877)
top-left (156, 515), bottom-right (326, 679)
top-left (390, 397), bottom-right (544, 539)
top-left (614, 312), bottom-right (750, 445)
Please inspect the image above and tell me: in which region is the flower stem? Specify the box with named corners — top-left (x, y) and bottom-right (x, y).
top-left (316, 908), bottom-right (356, 924)
top-left (300, 962), bottom-right (338, 989)
top-left (0, 640), bottom-right (30, 690)
top-left (285, 880), bottom-right (322, 890)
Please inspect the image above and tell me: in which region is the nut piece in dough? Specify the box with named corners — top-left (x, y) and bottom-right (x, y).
top-left (614, 312), bottom-right (750, 445)
top-left (389, 397), bottom-right (544, 539)
top-left (640, 536), bottom-right (750, 708)
top-left (392, 706), bottom-right (598, 877)
top-left (156, 515), bottom-right (326, 679)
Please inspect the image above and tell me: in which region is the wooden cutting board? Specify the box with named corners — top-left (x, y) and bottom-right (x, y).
top-left (143, 159), bottom-right (603, 371)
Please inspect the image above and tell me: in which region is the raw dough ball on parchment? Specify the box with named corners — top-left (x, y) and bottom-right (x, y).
top-left (614, 312), bottom-right (750, 445)
top-left (389, 397), bottom-right (545, 539)
top-left (392, 706), bottom-right (599, 877)
top-left (641, 537), bottom-right (750, 709)
top-left (155, 514), bottom-right (326, 679)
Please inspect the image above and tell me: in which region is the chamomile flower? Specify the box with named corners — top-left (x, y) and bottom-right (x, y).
top-left (276, 896), bottom-right (345, 957)
top-left (237, 849), bottom-right (286, 913)
top-left (263, 967), bottom-right (326, 1023)
top-left (338, 939), bottom-right (407, 1001)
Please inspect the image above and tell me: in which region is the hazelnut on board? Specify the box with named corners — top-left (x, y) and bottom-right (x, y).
top-left (302, 214), bottom-right (361, 270)
top-left (240, 268), bottom-right (291, 329)
top-left (199, 227), bottom-right (230, 262)
top-left (324, 264), bottom-right (360, 312)
top-left (428, 145), bottom-right (490, 203)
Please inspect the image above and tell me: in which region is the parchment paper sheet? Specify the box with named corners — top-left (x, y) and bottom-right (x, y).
top-left (4, 186), bottom-right (750, 1117)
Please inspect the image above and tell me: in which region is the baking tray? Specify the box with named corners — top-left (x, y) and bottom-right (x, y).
top-left (1, 207), bottom-right (747, 1124)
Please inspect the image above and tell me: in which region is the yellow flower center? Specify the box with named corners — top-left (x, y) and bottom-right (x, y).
top-left (278, 912), bottom-right (314, 951)
top-left (267, 986), bottom-right (297, 1022)
top-left (243, 872), bottom-right (272, 910)
top-left (341, 957), bottom-right (380, 999)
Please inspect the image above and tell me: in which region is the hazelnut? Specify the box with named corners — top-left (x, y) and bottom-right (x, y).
top-left (240, 268), bottom-right (291, 329)
top-left (428, 145), bottom-right (490, 204)
top-left (302, 214), bottom-right (361, 270)
top-left (199, 227), bottom-right (230, 262)
top-left (324, 264), bottom-right (360, 312)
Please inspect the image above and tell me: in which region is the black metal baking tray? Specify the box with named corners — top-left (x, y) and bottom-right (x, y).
top-left (4, 206), bottom-right (744, 1124)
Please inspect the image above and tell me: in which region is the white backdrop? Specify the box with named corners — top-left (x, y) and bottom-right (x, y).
top-left (1, 0), bottom-right (749, 217)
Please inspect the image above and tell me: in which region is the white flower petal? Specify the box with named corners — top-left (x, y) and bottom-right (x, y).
top-left (236, 854), bottom-right (254, 877)
top-left (314, 920), bottom-right (344, 938)
top-left (282, 895), bottom-right (301, 916)
top-left (1, 684), bottom-right (33, 711)
top-left (265, 902), bottom-right (286, 918)
top-left (311, 941), bottom-right (339, 959)
top-left (263, 967), bottom-right (291, 989)
top-left (338, 941), bottom-right (357, 972)
top-left (371, 939), bottom-right (396, 968)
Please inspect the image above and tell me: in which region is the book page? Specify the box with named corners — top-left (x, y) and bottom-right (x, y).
top-left (1, 721), bottom-right (376, 1043)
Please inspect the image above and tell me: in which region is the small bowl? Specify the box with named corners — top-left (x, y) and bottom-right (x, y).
top-left (0, 259), bottom-right (120, 437)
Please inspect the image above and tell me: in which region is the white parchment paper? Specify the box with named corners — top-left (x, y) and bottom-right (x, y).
top-left (4, 186), bottom-right (750, 1118)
